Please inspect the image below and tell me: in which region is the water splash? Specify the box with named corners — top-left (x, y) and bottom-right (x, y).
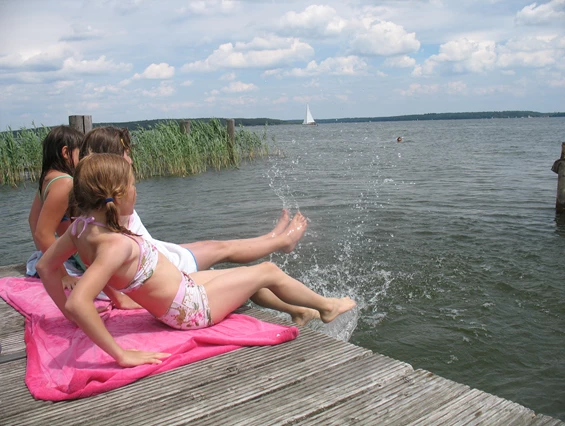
top-left (308, 307), bottom-right (359, 342)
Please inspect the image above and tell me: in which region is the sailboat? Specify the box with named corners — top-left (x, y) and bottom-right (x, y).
top-left (303, 104), bottom-right (317, 125)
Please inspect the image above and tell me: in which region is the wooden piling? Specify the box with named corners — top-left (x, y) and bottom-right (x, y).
top-left (179, 120), bottom-right (191, 135)
top-left (68, 115), bottom-right (93, 134)
top-left (552, 142), bottom-right (565, 213)
top-left (227, 119), bottom-right (235, 164)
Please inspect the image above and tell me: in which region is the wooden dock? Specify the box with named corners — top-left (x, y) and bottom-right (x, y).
top-left (1, 264), bottom-right (563, 425)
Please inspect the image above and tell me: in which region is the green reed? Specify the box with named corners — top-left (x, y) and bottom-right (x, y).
top-left (0, 120), bottom-right (270, 186)
top-left (0, 125), bottom-right (48, 186)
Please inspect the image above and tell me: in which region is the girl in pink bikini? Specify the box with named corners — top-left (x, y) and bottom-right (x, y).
top-left (37, 153), bottom-right (356, 368)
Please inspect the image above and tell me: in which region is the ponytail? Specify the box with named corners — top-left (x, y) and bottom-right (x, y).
top-left (73, 153), bottom-right (138, 237)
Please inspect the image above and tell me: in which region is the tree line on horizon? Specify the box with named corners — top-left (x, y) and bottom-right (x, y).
top-left (96, 110), bottom-right (565, 130)
top-left (2, 110), bottom-right (564, 135)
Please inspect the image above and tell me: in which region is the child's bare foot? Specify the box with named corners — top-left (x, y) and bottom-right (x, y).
top-left (281, 212), bottom-right (308, 253)
top-left (269, 209), bottom-right (290, 237)
top-left (291, 307), bottom-right (321, 326)
top-left (320, 297), bottom-right (357, 323)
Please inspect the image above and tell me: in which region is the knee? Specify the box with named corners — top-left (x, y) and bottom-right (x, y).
top-left (257, 261), bottom-right (281, 274)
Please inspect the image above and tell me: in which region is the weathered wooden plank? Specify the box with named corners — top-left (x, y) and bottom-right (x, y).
top-left (0, 264), bottom-right (26, 278)
top-left (0, 267), bottom-right (27, 357)
top-left (0, 299), bottom-right (26, 355)
top-left (195, 355), bottom-right (413, 425)
top-left (299, 369), bottom-right (470, 425)
top-left (0, 322), bottom-right (372, 425)
top-left (528, 415), bottom-right (565, 426)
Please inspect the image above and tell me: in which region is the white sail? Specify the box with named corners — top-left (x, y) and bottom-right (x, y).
top-left (303, 104), bottom-right (316, 125)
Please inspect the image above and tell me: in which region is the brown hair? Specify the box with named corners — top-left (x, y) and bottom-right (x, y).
top-left (38, 125), bottom-right (84, 192)
top-left (79, 127), bottom-right (132, 160)
top-left (73, 153), bottom-right (136, 235)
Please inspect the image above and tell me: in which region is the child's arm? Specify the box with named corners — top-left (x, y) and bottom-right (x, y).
top-left (34, 178), bottom-right (73, 253)
top-left (36, 229), bottom-right (79, 320)
top-left (28, 192), bottom-right (42, 249)
top-left (34, 179), bottom-right (78, 289)
top-left (64, 238), bottom-right (169, 367)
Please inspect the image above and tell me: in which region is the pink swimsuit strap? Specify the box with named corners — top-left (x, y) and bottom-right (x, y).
top-left (71, 216), bottom-right (158, 293)
top-left (71, 216), bottom-right (108, 238)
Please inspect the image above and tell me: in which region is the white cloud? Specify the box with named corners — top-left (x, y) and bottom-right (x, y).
top-left (219, 72), bottom-right (236, 81)
top-left (181, 80), bottom-right (193, 86)
top-left (261, 69), bottom-right (282, 78)
top-left (132, 63), bottom-right (175, 79)
top-left (515, 0), bottom-right (565, 25)
top-left (182, 36), bottom-right (314, 71)
top-left (350, 20), bottom-right (420, 56)
top-left (446, 81), bottom-right (468, 94)
top-left (285, 56), bottom-right (368, 77)
top-left (82, 83), bottom-right (124, 99)
top-left (497, 36), bottom-right (564, 69)
top-left (279, 5), bottom-right (348, 37)
top-left (0, 44), bottom-right (73, 72)
top-left (141, 81), bottom-right (175, 97)
top-left (221, 81), bottom-right (258, 93)
top-left (62, 55), bottom-right (132, 74)
top-left (176, 0), bottom-right (239, 16)
top-left (384, 55), bottom-right (416, 68)
top-left (415, 39), bottom-right (497, 76)
top-left (399, 83), bottom-right (440, 96)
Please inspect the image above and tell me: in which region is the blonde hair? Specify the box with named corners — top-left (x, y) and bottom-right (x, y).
top-left (73, 153), bottom-right (136, 235)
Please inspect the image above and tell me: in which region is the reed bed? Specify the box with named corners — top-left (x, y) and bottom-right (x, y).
top-left (0, 125), bottom-right (49, 186)
top-left (0, 120), bottom-right (270, 186)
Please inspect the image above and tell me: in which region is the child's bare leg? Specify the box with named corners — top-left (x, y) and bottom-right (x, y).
top-left (250, 289), bottom-right (320, 326)
top-left (192, 262), bottom-right (356, 325)
top-left (183, 211), bottom-right (308, 270)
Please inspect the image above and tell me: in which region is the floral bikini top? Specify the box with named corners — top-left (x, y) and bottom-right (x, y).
top-left (71, 216), bottom-right (159, 294)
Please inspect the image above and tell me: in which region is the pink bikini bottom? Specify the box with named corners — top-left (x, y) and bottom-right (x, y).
top-left (156, 273), bottom-right (212, 330)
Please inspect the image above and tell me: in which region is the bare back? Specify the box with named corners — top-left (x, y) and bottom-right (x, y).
top-left (70, 220), bottom-right (184, 317)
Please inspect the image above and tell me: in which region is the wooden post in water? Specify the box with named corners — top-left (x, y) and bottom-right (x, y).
top-left (227, 119), bottom-right (235, 164)
top-left (553, 142), bottom-right (565, 213)
top-left (179, 120), bottom-right (191, 135)
top-left (68, 115), bottom-right (92, 134)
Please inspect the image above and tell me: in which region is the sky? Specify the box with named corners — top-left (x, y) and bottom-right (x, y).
top-left (0, 0), bottom-right (564, 129)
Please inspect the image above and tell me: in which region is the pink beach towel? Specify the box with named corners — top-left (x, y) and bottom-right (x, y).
top-left (0, 276), bottom-right (298, 401)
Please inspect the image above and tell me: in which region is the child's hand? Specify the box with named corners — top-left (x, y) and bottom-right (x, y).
top-left (117, 349), bottom-right (171, 368)
top-left (62, 275), bottom-right (79, 290)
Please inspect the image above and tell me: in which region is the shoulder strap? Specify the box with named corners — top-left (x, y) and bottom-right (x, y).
top-left (41, 174), bottom-right (73, 202)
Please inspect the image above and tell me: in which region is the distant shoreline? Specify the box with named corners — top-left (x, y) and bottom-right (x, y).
top-left (96, 110), bottom-right (565, 131)
top-left (3, 111), bottom-right (565, 133)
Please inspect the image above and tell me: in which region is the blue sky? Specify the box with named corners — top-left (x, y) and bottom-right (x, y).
top-left (0, 0), bottom-right (564, 129)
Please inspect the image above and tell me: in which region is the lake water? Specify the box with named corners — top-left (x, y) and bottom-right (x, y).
top-left (1, 118), bottom-right (564, 420)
